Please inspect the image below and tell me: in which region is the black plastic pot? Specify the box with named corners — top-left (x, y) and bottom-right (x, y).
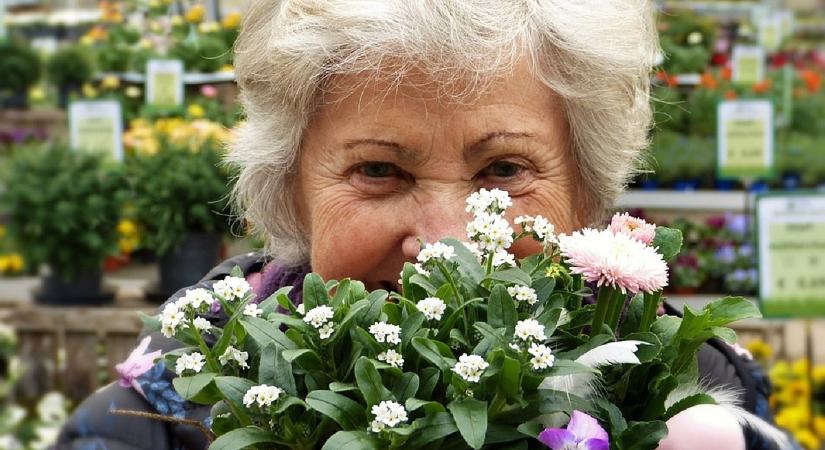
top-left (36, 269), bottom-right (114, 306)
top-left (155, 232), bottom-right (222, 301)
top-left (1, 92), bottom-right (28, 109)
top-left (58, 83), bottom-right (80, 109)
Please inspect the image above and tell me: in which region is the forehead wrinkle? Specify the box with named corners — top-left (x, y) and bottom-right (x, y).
top-left (342, 138), bottom-right (424, 165)
top-left (462, 131), bottom-right (537, 160)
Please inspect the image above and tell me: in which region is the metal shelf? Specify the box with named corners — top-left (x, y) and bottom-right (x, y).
top-left (96, 71), bottom-right (236, 85)
top-left (617, 190), bottom-right (750, 212)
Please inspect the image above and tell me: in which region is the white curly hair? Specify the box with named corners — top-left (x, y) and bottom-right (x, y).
top-left (228, 0), bottom-right (660, 265)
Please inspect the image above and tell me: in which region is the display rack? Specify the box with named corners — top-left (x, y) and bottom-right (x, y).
top-left (617, 190), bottom-right (751, 212)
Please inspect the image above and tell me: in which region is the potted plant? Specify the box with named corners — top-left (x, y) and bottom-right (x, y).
top-left (0, 40), bottom-right (42, 109)
top-left (46, 45), bottom-right (95, 108)
top-left (1, 146), bottom-right (126, 305)
top-left (670, 252), bottom-right (706, 294)
top-left (127, 138), bottom-right (231, 300)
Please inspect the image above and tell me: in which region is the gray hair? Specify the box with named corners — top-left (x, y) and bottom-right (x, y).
top-left (228, 0), bottom-right (659, 265)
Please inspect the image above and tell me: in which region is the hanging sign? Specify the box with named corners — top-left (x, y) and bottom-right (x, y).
top-left (757, 193), bottom-right (825, 317)
top-left (69, 100), bottom-right (124, 161)
top-left (146, 59), bottom-right (184, 107)
top-left (717, 100), bottom-right (774, 179)
top-left (732, 45), bottom-right (765, 85)
top-left (759, 16), bottom-right (782, 52)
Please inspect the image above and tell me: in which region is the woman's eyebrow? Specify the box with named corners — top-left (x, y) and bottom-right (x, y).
top-left (343, 138), bottom-right (421, 163)
top-left (464, 131), bottom-right (537, 159)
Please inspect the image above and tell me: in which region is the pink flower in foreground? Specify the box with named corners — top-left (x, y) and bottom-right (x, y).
top-left (558, 228), bottom-right (669, 294)
top-left (200, 84), bottom-right (218, 98)
top-left (609, 212), bottom-right (656, 245)
top-left (116, 336), bottom-right (161, 396)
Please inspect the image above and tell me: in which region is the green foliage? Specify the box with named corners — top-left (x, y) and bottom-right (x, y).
top-left (46, 46), bottom-right (95, 87)
top-left (168, 35), bottom-right (231, 73)
top-left (1, 146), bottom-right (126, 278)
top-left (126, 140), bottom-right (232, 255)
top-left (0, 40), bottom-right (42, 92)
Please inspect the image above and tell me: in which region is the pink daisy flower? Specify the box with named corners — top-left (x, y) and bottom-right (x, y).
top-left (609, 212), bottom-right (656, 245)
top-left (558, 228), bottom-right (668, 294)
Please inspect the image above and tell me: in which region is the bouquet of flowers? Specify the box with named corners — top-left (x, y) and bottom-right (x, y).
top-left (144, 189), bottom-right (763, 449)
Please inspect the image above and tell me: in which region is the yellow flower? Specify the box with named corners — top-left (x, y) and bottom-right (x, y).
top-left (171, 15), bottom-right (184, 26)
top-left (148, 0), bottom-right (161, 8)
top-left (814, 416), bottom-right (825, 439)
top-left (220, 64), bottom-right (234, 73)
top-left (198, 21), bottom-right (220, 34)
top-left (787, 380), bottom-right (811, 400)
top-left (187, 104), bottom-right (206, 119)
top-left (0, 257), bottom-right (9, 273)
top-left (28, 86), bottom-right (46, 101)
top-left (119, 236), bottom-right (139, 254)
top-left (101, 75), bottom-right (120, 90)
top-left (745, 339), bottom-right (773, 362)
top-left (771, 361), bottom-right (793, 387)
top-left (545, 264), bottom-right (566, 278)
top-left (794, 359), bottom-right (811, 377)
top-left (7, 254), bottom-right (23, 273)
top-left (80, 35), bottom-right (95, 46)
top-left (813, 366), bottom-right (825, 386)
top-left (125, 86), bottom-right (143, 98)
top-left (776, 406), bottom-right (810, 431)
top-left (221, 12), bottom-right (241, 30)
top-left (82, 83), bottom-right (98, 98)
top-left (795, 429), bottom-right (820, 450)
top-left (185, 5), bottom-right (205, 24)
top-left (117, 219), bottom-right (138, 236)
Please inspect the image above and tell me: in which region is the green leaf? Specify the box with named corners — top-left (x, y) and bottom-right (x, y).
top-left (596, 398), bottom-right (627, 435)
top-left (705, 296), bottom-right (761, 325)
top-left (651, 315), bottom-right (681, 344)
top-left (400, 311), bottom-right (426, 349)
top-left (240, 317), bottom-right (298, 350)
top-left (411, 337), bottom-right (457, 372)
top-left (532, 277), bottom-right (556, 305)
top-left (618, 421), bottom-right (668, 450)
top-left (392, 372), bottom-right (419, 403)
top-left (302, 273), bottom-right (328, 310)
top-left (332, 299), bottom-right (370, 342)
top-left (330, 382), bottom-right (358, 393)
top-left (485, 423), bottom-right (526, 445)
top-left (229, 265), bottom-right (244, 278)
top-left (487, 284), bottom-right (517, 334)
top-left (544, 360), bottom-right (597, 377)
top-left (484, 268), bottom-right (532, 286)
top-left (405, 398), bottom-right (446, 414)
top-left (282, 349), bottom-right (324, 370)
top-left (536, 307), bottom-right (562, 339)
top-left (410, 275), bottom-right (438, 296)
top-left (139, 312), bottom-right (161, 332)
top-left (711, 326), bottom-right (737, 343)
top-left (305, 390), bottom-right (366, 430)
top-left (355, 357), bottom-right (393, 406)
top-left (214, 376), bottom-right (255, 409)
top-left (209, 426), bottom-right (278, 450)
top-left (473, 322), bottom-right (510, 353)
top-left (448, 397), bottom-right (488, 449)
top-left (663, 393), bottom-right (717, 421)
top-left (321, 431), bottom-right (381, 450)
top-left (652, 226), bottom-right (682, 262)
top-left (359, 290), bottom-right (389, 326)
top-left (405, 412), bottom-right (459, 450)
top-left (418, 367), bottom-right (440, 399)
top-left (442, 238), bottom-right (484, 285)
top-left (499, 356), bottom-right (522, 400)
top-left (330, 278), bottom-right (352, 307)
top-left (173, 373), bottom-right (216, 401)
top-left (258, 344), bottom-right (297, 396)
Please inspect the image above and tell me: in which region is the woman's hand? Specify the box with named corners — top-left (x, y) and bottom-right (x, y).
top-left (656, 404), bottom-right (745, 450)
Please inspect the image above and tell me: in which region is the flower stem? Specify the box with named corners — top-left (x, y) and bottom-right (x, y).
top-left (639, 291), bottom-right (662, 333)
top-left (606, 289), bottom-right (628, 332)
top-left (192, 317), bottom-right (220, 373)
top-left (590, 287), bottom-right (613, 337)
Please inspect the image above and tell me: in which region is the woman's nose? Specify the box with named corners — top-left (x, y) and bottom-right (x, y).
top-left (401, 195), bottom-right (470, 260)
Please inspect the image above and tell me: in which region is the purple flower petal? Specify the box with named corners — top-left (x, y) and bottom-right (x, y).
top-left (581, 438), bottom-right (610, 450)
top-left (567, 411), bottom-right (609, 443)
top-left (538, 428), bottom-right (575, 449)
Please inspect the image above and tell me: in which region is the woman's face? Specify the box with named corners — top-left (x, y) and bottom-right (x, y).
top-left (296, 62), bottom-right (586, 291)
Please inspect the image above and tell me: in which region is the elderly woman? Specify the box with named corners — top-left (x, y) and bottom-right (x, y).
top-left (55, 1), bottom-right (786, 449)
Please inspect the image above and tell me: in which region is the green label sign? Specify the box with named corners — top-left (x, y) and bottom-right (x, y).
top-left (758, 194), bottom-right (825, 317)
top-left (146, 59), bottom-right (184, 107)
top-left (69, 100), bottom-right (123, 161)
top-left (717, 100), bottom-right (774, 179)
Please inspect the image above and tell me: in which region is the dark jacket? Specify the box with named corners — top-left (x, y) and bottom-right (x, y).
top-left (54, 253), bottom-right (784, 450)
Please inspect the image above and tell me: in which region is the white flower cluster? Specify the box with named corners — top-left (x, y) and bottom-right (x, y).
top-left (243, 303), bottom-right (263, 318)
top-left (452, 354), bottom-right (489, 383)
top-left (377, 349), bottom-right (405, 368)
top-left (466, 211), bottom-right (514, 252)
top-left (369, 322), bottom-right (401, 345)
top-left (416, 297), bottom-right (446, 321)
top-left (213, 276), bottom-right (252, 301)
top-left (175, 352), bottom-right (206, 375)
top-left (160, 299), bottom-right (189, 338)
top-left (465, 188), bottom-right (513, 215)
top-left (219, 346), bottom-right (249, 369)
top-left (416, 242), bottom-right (456, 264)
top-left (528, 343), bottom-right (555, 371)
top-left (514, 319), bottom-right (546, 342)
top-left (182, 288), bottom-right (215, 310)
top-left (303, 305), bottom-right (335, 340)
top-left (492, 249), bottom-right (516, 267)
top-left (193, 317), bottom-right (212, 331)
top-left (514, 215), bottom-right (557, 245)
top-left (370, 401), bottom-right (408, 433)
top-left (507, 285), bottom-right (538, 305)
top-left (243, 384), bottom-right (283, 408)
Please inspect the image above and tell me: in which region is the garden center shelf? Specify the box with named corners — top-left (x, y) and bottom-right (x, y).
top-left (95, 71), bottom-right (236, 85)
top-left (666, 294), bottom-right (757, 312)
top-left (617, 190), bottom-right (750, 212)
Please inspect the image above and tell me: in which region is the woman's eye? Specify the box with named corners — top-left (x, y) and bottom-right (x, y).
top-left (481, 161), bottom-right (523, 179)
top-left (358, 162), bottom-right (399, 178)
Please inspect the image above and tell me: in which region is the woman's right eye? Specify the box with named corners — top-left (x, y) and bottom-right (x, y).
top-left (349, 162), bottom-right (410, 195)
top-left (357, 162), bottom-right (399, 178)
